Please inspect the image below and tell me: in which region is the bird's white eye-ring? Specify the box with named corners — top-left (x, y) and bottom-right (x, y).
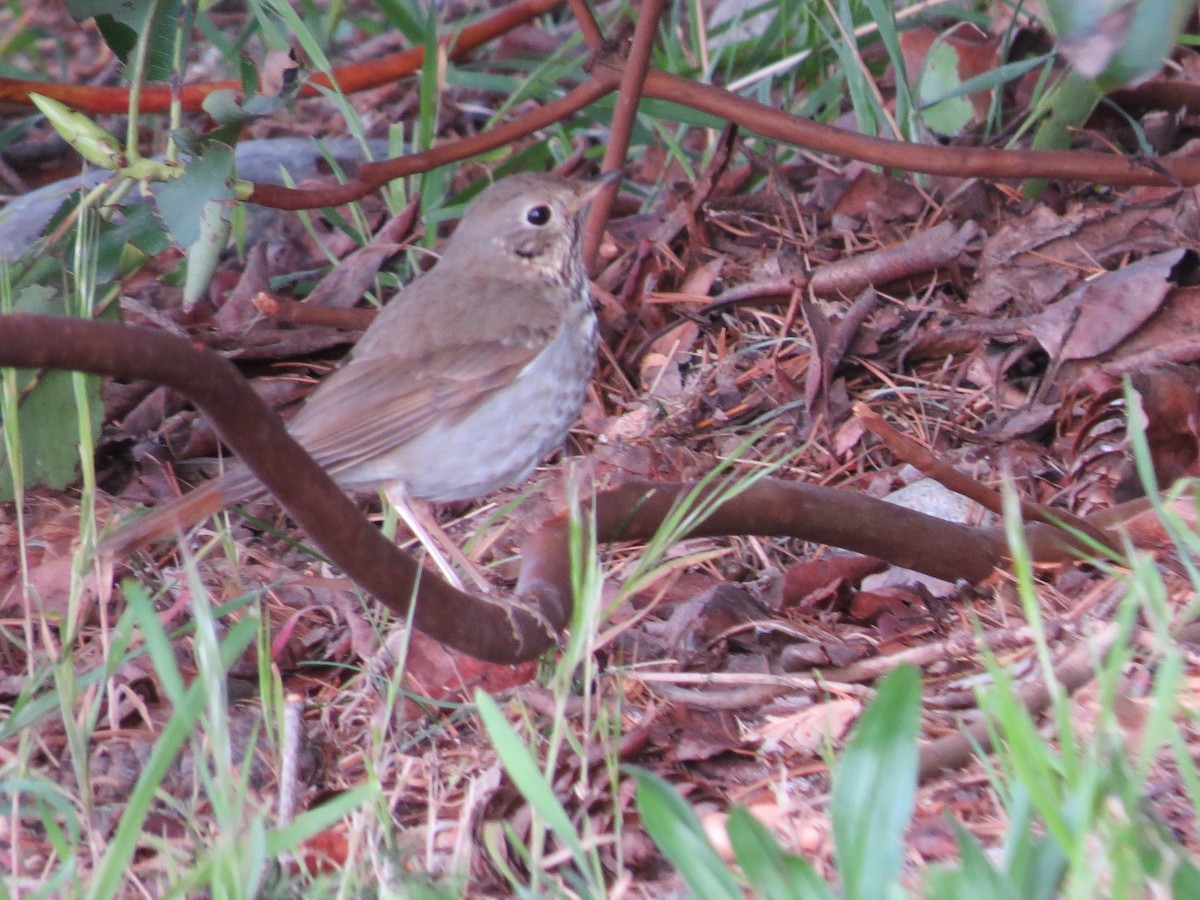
top-left (526, 204), bottom-right (552, 226)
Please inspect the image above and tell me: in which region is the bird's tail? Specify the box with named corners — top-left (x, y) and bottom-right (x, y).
top-left (99, 472), bottom-right (250, 559)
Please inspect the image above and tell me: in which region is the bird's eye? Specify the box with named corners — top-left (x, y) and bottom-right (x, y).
top-left (526, 204), bottom-right (552, 226)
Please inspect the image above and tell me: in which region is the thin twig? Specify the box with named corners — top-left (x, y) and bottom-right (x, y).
top-left (0, 0), bottom-right (567, 113)
top-left (582, 0), bottom-right (666, 269)
top-left (566, 0), bottom-right (606, 49)
top-left (856, 403), bottom-right (1120, 553)
top-left (917, 624), bottom-right (1119, 781)
top-left (248, 75), bottom-right (620, 210)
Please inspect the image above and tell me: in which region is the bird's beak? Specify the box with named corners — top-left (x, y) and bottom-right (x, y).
top-left (569, 169), bottom-right (622, 214)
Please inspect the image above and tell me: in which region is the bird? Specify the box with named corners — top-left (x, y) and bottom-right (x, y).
top-left (103, 170), bottom-right (612, 588)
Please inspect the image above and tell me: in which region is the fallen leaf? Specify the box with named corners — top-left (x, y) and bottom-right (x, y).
top-left (1026, 249), bottom-right (1194, 360)
top-left (1117, 363), bottom-right (1200, 498)
top-left (757, 698), bottom-right (862, 756)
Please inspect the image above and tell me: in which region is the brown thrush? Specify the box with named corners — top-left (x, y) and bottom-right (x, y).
top-left (105, 171), bottom-right (610, 583)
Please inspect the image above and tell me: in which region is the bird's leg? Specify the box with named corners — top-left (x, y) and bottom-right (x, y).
top-left (382, 484), bottom-right (493, 594)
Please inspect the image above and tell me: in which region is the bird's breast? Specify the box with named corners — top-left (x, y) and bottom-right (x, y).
top-left (343, 286), bottom-right (598, 504)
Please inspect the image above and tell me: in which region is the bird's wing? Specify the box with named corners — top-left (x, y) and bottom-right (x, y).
top-left (284, 256), bottom-right (574, 479)
top-left (286, 328), bottom-right (554, 479)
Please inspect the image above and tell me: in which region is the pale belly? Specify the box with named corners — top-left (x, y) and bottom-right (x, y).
top-left (334, 315), bottom-right (596, 502)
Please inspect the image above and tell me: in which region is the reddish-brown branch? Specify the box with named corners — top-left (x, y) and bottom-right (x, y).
top-left (246, 74), bottom-right (621, 209)
top-left (252, 292), bottom-right (376, 329)
top-left (583, 0), bottom-right (665, 269)
top-left (516, 479), bottom-right (1101, 631)
top-left (0, 314), bottom-right (1151, 662)
top-left (245, 64), bottom-right (1200, 212)
top-left (11, 7), bottom-right (1200, 221)
top-left (634, 67), bottom-right (1200, 186)
top-left (0, 0), bottom-right (566, 114)
top-left (0, 314), bottom-right (559, 663)
top-left (566, 0), bottom-right (606, 50)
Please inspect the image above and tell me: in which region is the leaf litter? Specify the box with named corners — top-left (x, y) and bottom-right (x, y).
top-left (4, 5), bottom-right (1200, 894)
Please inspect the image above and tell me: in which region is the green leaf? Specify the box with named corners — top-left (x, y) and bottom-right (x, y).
top-left (265, 782), bottom-right (377, 855)
top-left (0, 285), bottom-right (105, 501)
top-left (832, 663), bottom-right (922, 900)
top-left (29, 94), bottom-right (121, 170)
top-left (201, 65), bottom-right (303, 128)
top-left (1172, 858), bottom-right (1200, 896)
top-left (474, 690), bottom-right (590, 865)
top-left (64, 0), bottom-right (182, 82)
top-left (181, 197), bottom-right (232, 307)
top-left (726, 805), bottom-right (835, 900)
top-left (35, 191), bottom-right (170, 289)
top-left (86, 582), bottom-right (257, 900)
top-left (99, 203), bottom-right (173, 279)
top-left (923, 818), bottom-right (1022, 899)
top-left (628, 766), bottom-right (744, 899)
top-left (65, 0), bottom-right (154, 32)
top-left (374, 0), bottom-right (436, 45)
top-left (998, 787), bottom-right (1067, 900)
top-left (2, 778), bottom-right (82, 896)
top-left (918, 42), bottom-right (973, 138)
top-left (1045, 0), bottom-right (1192, 90)
top-left (150, 142), bottom-right (236, 306)
top-left (153, 142), bottom-right (236, 248)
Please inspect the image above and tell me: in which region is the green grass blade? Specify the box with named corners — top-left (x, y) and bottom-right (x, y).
top-left (85, 583), bottom-right (258, 900)
top-left (832, 663), bottom-right (921, 900)
top-left (726, 805), bottom-right (835, 900)
top-left (629, 766), bottom-right (743, 899)
top-left (265, 781), bottom-right (377, 855)
top-left (474, 690), bottom-right (588, 865)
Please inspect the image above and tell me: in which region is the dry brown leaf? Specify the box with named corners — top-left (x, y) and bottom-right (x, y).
top-left (832, 170), bottom-right (924, 221)
top-left (756, 698), bottom-right (862, 756)
top-left (970, 199), bottom-right (1194, 314)
top-left (1026, 249), bottom-right (1192, 360)
top-left (783, 554), bottom-right (885, 607)
top-left (1117, 363), bottom-right (1200, 498)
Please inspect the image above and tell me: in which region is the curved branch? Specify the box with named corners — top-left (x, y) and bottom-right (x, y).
top-left (245, 63), bottom-right (1200, 212)
top-left (516, 477), bottom-right (1101, 629)
top-left (0, 0), bottom-right (567, 114)
top-left (0, 314), bottom-right (559, 663)
top-left (0, 315), bottom-right (1107, 664)
top-left (12, 14), bottom-right (1199, 219)
top-left (582, 0), bottom-right (665, 268)
top-left (566, 0), bottom-right (606, 49)
top-left (246, 74), bottom-right (621, 209)
top-left (635, 67), bottom-right (1200, 186)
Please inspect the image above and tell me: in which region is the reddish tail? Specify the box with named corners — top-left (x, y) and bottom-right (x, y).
top-left (100, 477), bottom-right (237, 558)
